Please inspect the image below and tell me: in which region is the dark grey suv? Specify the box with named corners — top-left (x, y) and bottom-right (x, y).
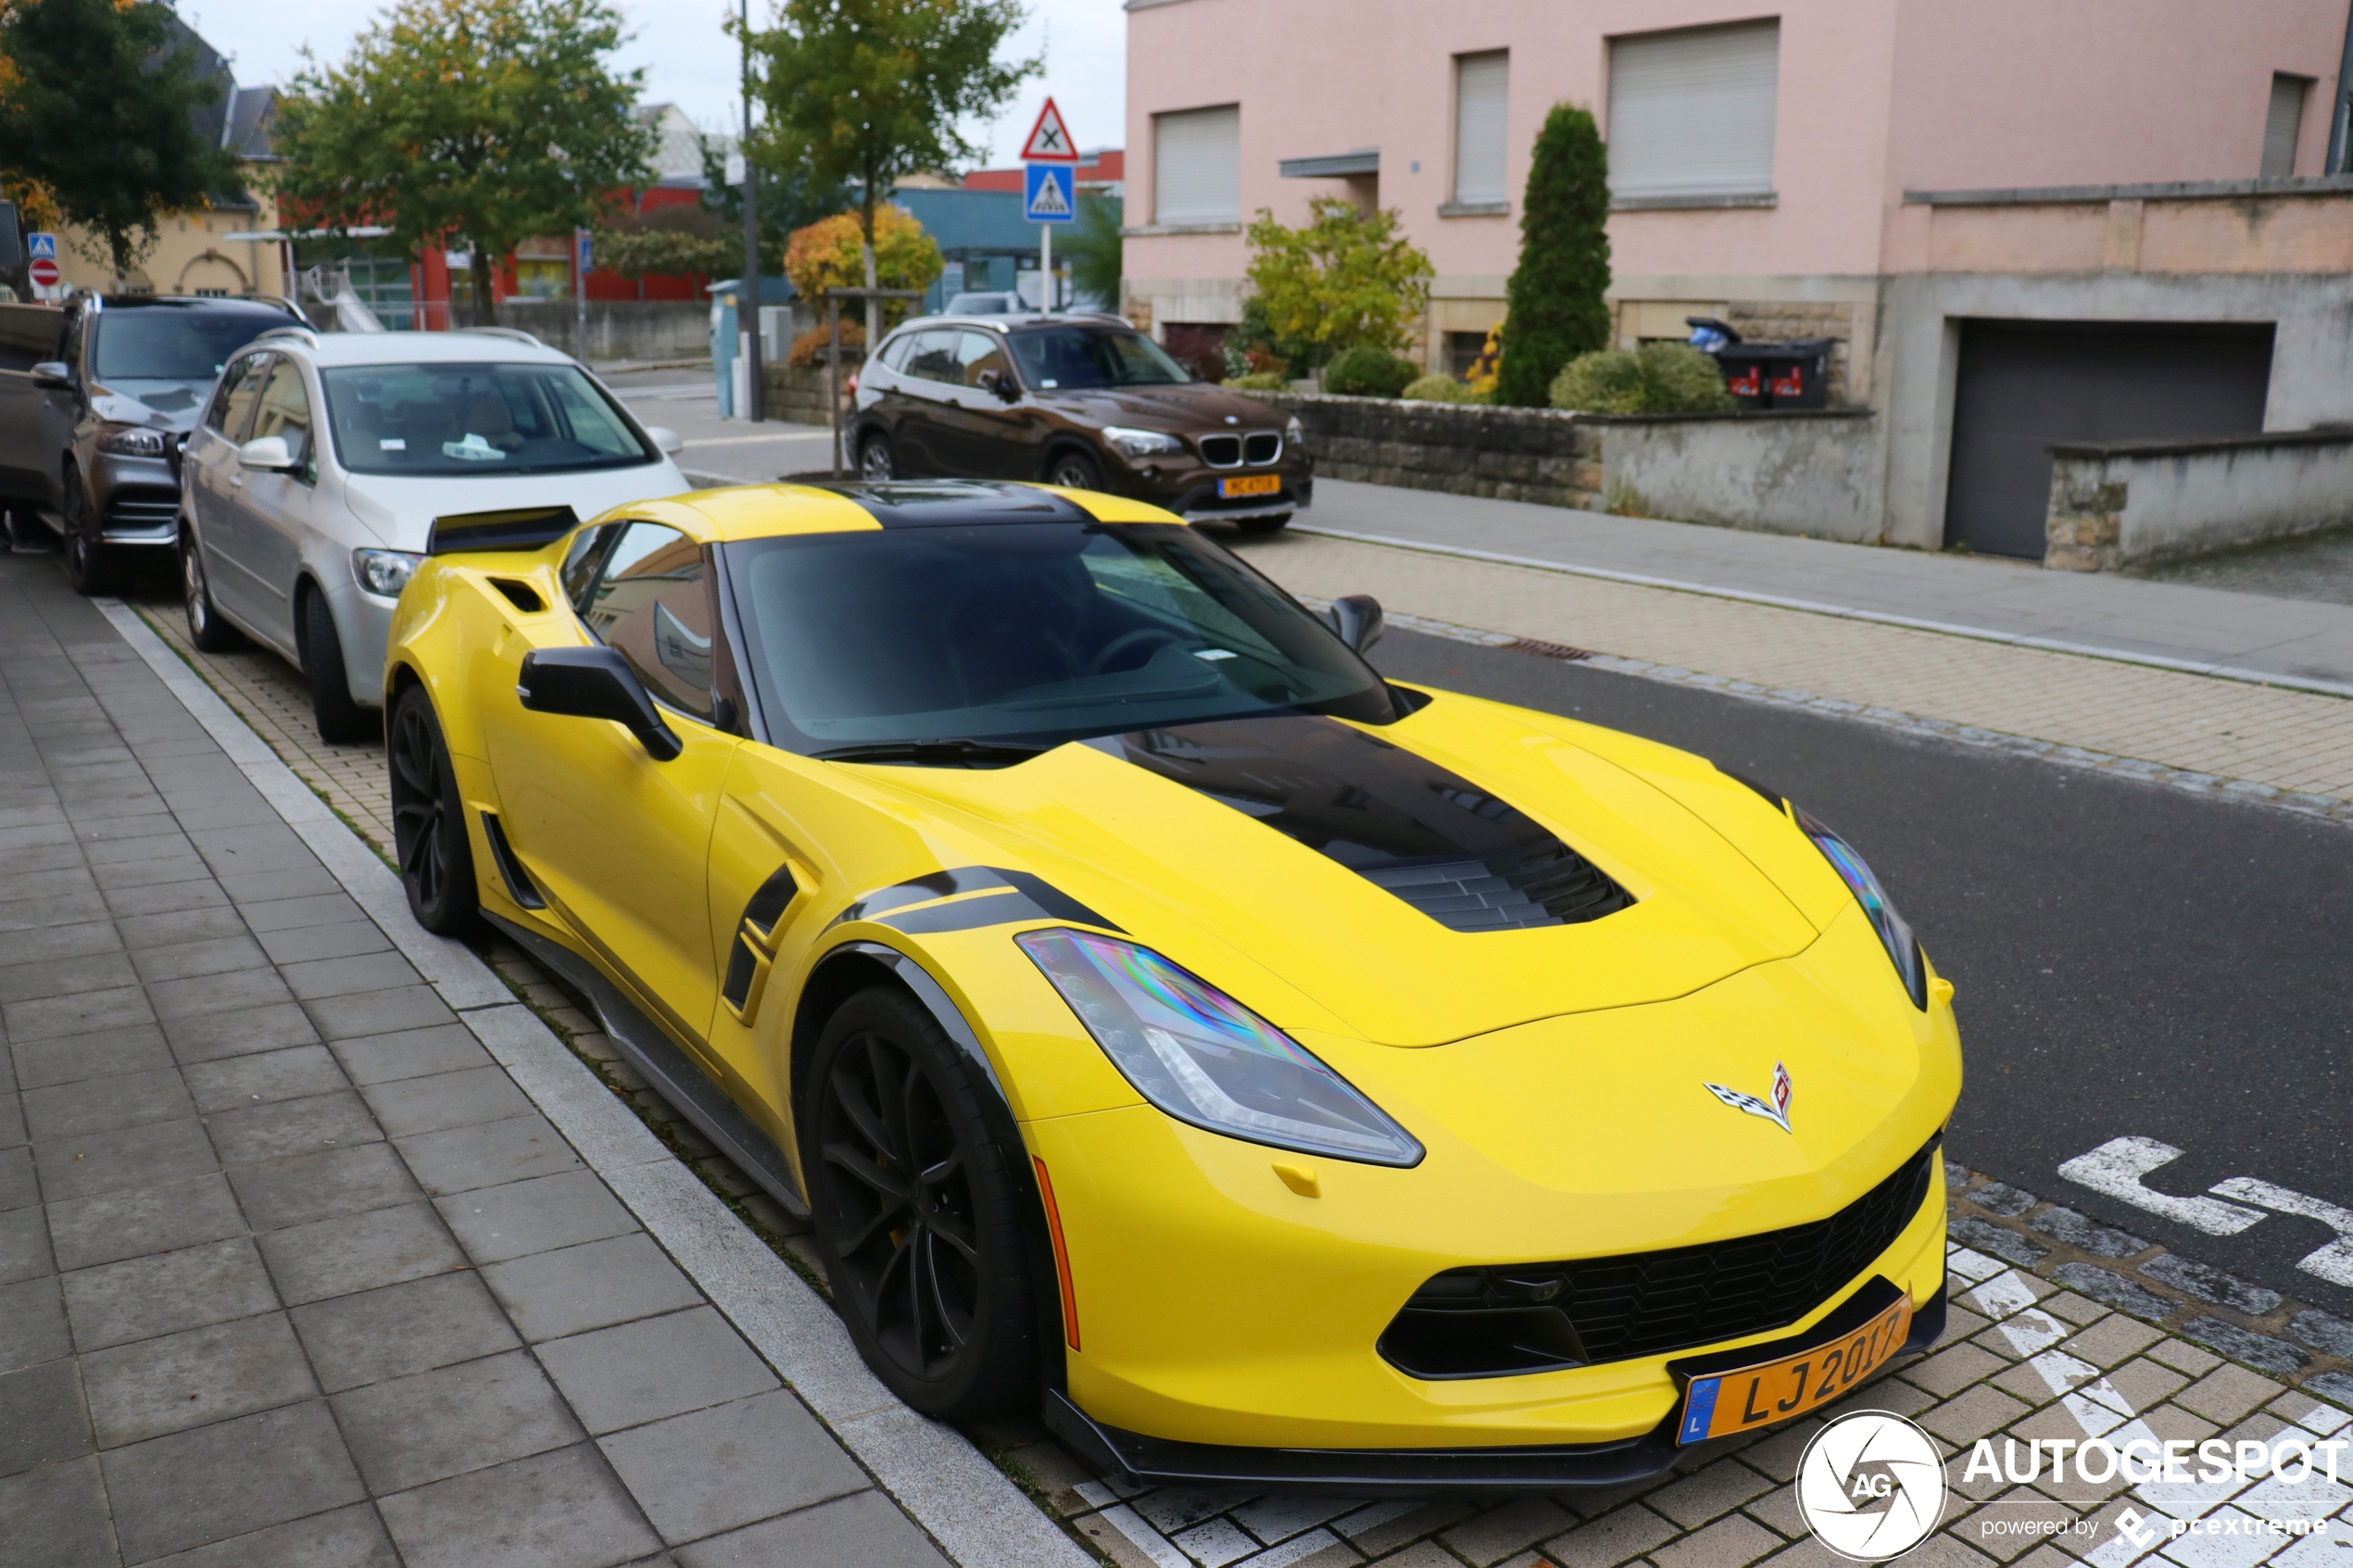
top-left (0, 293), bottom-right (305, 591)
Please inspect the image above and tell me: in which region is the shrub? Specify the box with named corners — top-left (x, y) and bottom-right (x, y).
top-left (1225, 370), bottom-right (1290, 391)
top-left (1495, 105), bottom-right (1613, 407)
top-left (1322, 345), bottom-right (1418, 398)
top-left (1403, 373), bottom-right (1485, 404)
top-left (1245, 197), bottom-right (1433, 363)
top-left (785, 204), bottom-right (942, 326)
top-left (1550, 343), bottom-right (1736, 414)
top-left (787, 320), bottom-right (865, 370)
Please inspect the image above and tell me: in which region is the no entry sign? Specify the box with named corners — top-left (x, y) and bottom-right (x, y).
top-left (29, 257), bottom-right (58, 288)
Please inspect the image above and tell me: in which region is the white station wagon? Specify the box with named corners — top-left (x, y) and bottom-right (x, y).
top-left (179, 328), bottom-right (691, 739)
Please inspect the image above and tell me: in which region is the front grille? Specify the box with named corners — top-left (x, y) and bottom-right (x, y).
top-left (1357, 840), bottom-right (1630, 933)
top-left (1243, 431), bottom-right (1281, 464)
top-left (104, 489), bottom-right (179, 533)
top-left (1379, 1138), bottom-right (1940, 1378)
top-left (1198, 433), bottom-right (1241, 467)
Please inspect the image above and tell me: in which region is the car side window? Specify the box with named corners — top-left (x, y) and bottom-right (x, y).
top-left (903, 330), bottom-right (961, 385)
top-left (205, 354), bottom-right (268, 439)
top-left (583, 521), bottom-right (715, 721)
top-left (879, 332), bottom-right (918, 372)
top-left (560, 523), bottom-right (622, 614)
top-left (250, 358), bottom-right (317, 483)
top-left (957, 331), bottom-right (1013, 390)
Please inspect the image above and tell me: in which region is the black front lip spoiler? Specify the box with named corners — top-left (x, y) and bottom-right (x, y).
top-left (1042, 1279), bottom-right (1947, 1497)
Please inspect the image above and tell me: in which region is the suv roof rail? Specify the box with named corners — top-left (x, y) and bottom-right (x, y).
top-left (462, 326), bottom-right (546, 348)
top-left (256, 325), bottom-right (320, 347)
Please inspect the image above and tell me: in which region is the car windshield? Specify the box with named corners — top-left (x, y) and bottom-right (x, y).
top-left (318, 362), bottom-right (656, 477)
top-left (725, 517), bottom-right (1397, 753)
top-left (947, 292), bottom-right (1018, 314)
top-left (93, 307), bottom-right (287, 383)
top-left (1008, 326), bottom-right (1190, 390)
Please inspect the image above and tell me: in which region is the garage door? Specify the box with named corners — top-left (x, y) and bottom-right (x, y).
top-left (1944, 321), bottom-right (2274, 558)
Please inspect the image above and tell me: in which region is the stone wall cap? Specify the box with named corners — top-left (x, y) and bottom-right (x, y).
top-left (2049, 424), bottom-right (2353, 460)
top-left (1906, 175), bottom-right (2353, 207)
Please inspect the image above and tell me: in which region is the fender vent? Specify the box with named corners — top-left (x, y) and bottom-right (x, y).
top-left (491, 578), bottom-right (546, 614)
top-left (478, 812), bottom-right (545, 910)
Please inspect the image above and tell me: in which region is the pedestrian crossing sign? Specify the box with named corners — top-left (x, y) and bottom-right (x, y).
top-left (27, 232), bottom-right (56, 260)
top-left (1025, 163), bottom-right (1075, 223)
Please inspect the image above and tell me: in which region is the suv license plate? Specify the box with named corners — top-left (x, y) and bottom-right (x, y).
top-left (1220, 475), bottom-right (1281, 498)
top-left (1676, 1294), bottom-right (1913, 1444)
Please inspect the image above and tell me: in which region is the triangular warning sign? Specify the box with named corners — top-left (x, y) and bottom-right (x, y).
top-left (1028, 169), bottom-right (1072, 216)
top-left (1020, 97), bottom-right (1079, 162)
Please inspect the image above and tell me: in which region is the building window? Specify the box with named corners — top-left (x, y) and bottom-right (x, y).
top-left (1607, 19), bottom-right (1780, 201)
top-left (1453, 51), bottom-right (1510, 207)
top-left (2262, 73), bottom-right (2310, 177)
top-left (1153, 105), bottom-right (1240, 226)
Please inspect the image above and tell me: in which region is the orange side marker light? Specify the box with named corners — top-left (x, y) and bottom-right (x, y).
top-left (1033, 1155), bottom-right (1079, 1350)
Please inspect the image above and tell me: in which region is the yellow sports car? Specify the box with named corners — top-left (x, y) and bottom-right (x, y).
top-left (384, 480), bottom-right (1960, 1491)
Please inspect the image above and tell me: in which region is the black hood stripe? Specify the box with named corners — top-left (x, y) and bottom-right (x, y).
top-left (815, 480), bottom-right (1096, 529)
top-left (1093, 716), bottom-right (1631, 933)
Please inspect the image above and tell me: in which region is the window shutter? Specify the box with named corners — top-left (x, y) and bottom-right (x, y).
top-left (2262, 75), bottom-right (2309, 177)
top-left (1154, 106), bottom-right (1241, 225)
top-left (1453, 52), bottom-right (1511, 206)
top-left (1607, 20), bottom-right (1780, 200)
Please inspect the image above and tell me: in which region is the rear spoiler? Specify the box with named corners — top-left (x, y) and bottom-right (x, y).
top-left (426, 505), bottom-right (580, 557)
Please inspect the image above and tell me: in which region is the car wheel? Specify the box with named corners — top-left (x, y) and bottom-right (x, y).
top-left (1232, 511), bottom-right (1292, 536)
top-left (388, 684), bottom-right (483, 937)
top-left (806, 985), bottom-right (1040, 1419)
top-left (1045, 448), bottom-right (1103, 492)
top-left (858, 432), bottom-right (896, 481)
top-left (301, 588), bottom-right (377, 744)
top-left (181, 533), bottom-right (244, 651)
top-left (61, 469), bottom-right (117, 595)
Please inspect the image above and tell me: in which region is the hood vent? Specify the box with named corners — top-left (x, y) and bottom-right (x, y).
top-left (1098, 716), bottom-right (1631, 933)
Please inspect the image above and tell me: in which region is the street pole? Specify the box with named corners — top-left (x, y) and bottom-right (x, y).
top-left (1040, 222), bottom-right (1051, 312)
top-left (573, 228), bottom-right (587, 361)
top-left (739, 0), bottom-right (763, 420)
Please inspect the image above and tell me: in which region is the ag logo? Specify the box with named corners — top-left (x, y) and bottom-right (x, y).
top-left (1795, 1411), bottom-right (1948, 1561)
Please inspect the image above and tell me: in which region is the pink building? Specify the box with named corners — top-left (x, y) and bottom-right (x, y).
top-left (1121, 0), bottom-right (2353, 555)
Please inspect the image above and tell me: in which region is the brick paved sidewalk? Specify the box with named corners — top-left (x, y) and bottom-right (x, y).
top-left (0, 560), bottom-right (977, 1565)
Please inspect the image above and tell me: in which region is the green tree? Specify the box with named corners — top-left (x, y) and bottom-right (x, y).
top-left (750, 0), bottom-right (1036, 341)
top-left (1494, 104), bottom-right (1613, 408)
top-left (0, 0), bottom-right (244, 276)
top-left (697, 132), bottom-right (852, 273)
top-left (273, 0), bottom-right (656, 324)
top-left (1059, 193), bottom-right (1122, 307)
top-left (1244, 197), bottom-right (1432, 370)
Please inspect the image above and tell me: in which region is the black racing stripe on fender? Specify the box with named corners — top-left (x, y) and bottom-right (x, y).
top-left (879, 889), bottom-right (1042, 935)
top-left (816, 480), bottom-right (1096, 529)
top-left (832, 866), bottom-right (1123, 935)
top-left (1093, 715), bottom-right (1632, 933)
top-left (827, 867), bottom-right (1011, 930)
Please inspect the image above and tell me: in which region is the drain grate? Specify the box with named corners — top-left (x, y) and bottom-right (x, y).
top-left (1510, 638), bottom-right (1596, 661)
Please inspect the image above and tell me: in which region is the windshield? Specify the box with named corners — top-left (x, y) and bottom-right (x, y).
top-left (93, 307), bottom-right (287, 383)
top-left (1008, 326), bottom-right (1190, 390)
top-left (318, 362), bottom-right (657, 477)
top-left (725, 520), bottom-right (1397, 753)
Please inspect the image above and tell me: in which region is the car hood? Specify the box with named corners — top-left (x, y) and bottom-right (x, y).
top-left (93, 379), bottom-right (211, 431)
top-left (1033, 381), bottom-right (1284, 432)
top-left (342, 461), bottom-right (694, 549)
top-left (845, 691), bottom-right (1827, 1047)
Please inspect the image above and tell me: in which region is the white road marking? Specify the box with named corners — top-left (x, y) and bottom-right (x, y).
top-left (2057, 1138), bottom-right (2268, 1236)
top-left (2210, 1180), bottom-right (2353, 1288)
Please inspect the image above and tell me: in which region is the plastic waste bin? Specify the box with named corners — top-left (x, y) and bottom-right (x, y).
top-left (1710, 337), bottom-right (1832, 410)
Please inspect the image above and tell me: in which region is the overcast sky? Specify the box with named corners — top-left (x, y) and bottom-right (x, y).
top-left (181, 0), bottom-right (1127, 169)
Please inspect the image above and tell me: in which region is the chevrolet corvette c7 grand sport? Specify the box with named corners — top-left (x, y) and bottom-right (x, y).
top-left (383, 480), bottom-right (1961, 1492)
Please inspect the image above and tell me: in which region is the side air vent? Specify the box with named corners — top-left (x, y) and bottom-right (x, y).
top-left (492, 578), bottom-right (546, 614)
top-left (721, 864), bottom-right (802, 1021)
top-left (742, 865), bottom-right (799, 936)
top-left (478, 812), bottom-right (545, 909)
top-left (722, 934), bottom-right (760, 1010)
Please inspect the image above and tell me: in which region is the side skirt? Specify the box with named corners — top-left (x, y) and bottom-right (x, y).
top-left (485, 910), bottom-right (808, 1219)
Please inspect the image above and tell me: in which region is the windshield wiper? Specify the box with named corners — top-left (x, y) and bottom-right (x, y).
top-left (813, 739), bottom-right (1051, 767)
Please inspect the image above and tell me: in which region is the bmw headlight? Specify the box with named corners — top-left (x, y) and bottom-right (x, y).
top-left (1017, 928), bottom-right (1424, 1167)
top-left (1285, 416), bottom-right (1304, 443)
top-left (98, 425), bottom-right (168, 458)
top-left (1796, 809), bottom-right (1927, 1010)
top-left (1102, 425), bottom-right (1184, 460)
top-left (353, 548), bottom-right (425, 598)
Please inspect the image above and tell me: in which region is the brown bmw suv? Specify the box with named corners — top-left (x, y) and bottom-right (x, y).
top-left (848, 313), bottom-right (1311, 533)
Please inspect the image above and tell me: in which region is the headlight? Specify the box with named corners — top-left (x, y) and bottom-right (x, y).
top-left (1017, 928), bottom-right (1424, 1167)
top-left (1285, 416), bottom-right (1304, 443)
top-left (1102, 425), bottom-right (1184, 459)
top-left (98, 425), bottom-right (168, 458)
top-left (353, 548), bottom-right (425, 598)
top-left (1795, 809), bottom-right (1927, 1010)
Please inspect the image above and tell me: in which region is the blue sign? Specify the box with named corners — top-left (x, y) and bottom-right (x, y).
top-left (576, 232), bottom-right (592, 272)
top-left (1024, 163), bottom-right (1076, 224)
top-left (27, 232), bottom-right (56, 260)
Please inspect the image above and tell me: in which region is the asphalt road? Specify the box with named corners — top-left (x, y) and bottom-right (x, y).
top-left (1358, 624), bottom-right (2353, 1315)
top-left (600, 364), bottom-right (837, 485)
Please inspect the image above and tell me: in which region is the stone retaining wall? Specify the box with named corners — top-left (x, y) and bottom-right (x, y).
top-left (2046, 427), bottom-right (2353, 571)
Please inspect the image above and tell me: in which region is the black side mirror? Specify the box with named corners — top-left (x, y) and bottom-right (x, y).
top-left (517, 646), bottom-right (682, 761)
top-left (978, 370), bottom-right (1020, 403)
top-left (1327, 594), bottom-right (1384, 655)
top-left (31, 360), bottom-right (72, 392)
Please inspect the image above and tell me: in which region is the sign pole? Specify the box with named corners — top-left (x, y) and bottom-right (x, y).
top-left (573, 229), bottom-right (588, 360)
top-left (1040, 224), bottom-right (1051, 313)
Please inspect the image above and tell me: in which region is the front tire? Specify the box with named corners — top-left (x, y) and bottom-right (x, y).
top-left (804, 985), bottom-right (1040, 1419)
top-left (858, 431), bottom-right (896, 481)
top-left (301, 588), bottom-right (375, 744)
top-left (182, 533), bottom-right (244, 651)
top-left (1044, 447), bottom-right (1103, 492)
top-left (62, 469), bottom-right (117, 595)
top-left (388, 684), bottom-right (482, 937)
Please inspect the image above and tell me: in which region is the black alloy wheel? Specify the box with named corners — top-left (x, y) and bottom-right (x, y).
top-left (1045, 447), bottom-right (1103, 492)
top-left (388, 684), bottom-right (482, 937)
top-left (806, 985), bottom-right (1039, 1418)
top-left (181, 532), bottom-right (243, 651)
top-left (858, 432), bottom-right (896, 481)
top-left (302, 589), bottom-right (376, 744)
top-left (62, 469), bottom-right (117, 595)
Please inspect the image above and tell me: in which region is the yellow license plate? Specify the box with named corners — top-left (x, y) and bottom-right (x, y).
top-left (1220, 474), bottom-right (1281, 498)
top-left (1676, 1296), bottom-right (1913, 1444)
